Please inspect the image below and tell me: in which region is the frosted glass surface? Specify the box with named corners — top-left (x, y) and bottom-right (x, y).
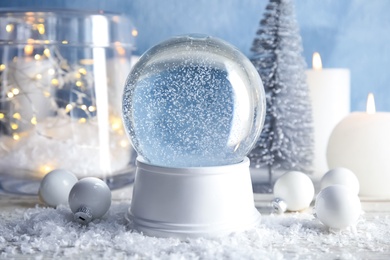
top-left (123, 35), bottom-right (265, 167)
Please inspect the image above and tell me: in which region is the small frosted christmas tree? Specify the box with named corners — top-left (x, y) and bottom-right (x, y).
top-left (248, 0), bottom-right (313, 178)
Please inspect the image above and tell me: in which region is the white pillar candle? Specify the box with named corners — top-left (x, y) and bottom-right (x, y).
top-left (306, 52), bottom-right (350, 178)
top-left (327, 93), bottom-right (390, 198)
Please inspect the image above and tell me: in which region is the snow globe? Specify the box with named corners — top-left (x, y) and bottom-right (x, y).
top-left (123, 35), bottom-right (266, 237)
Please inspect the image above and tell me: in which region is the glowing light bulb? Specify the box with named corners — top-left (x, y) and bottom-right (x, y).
top-left (88, 106), bottom-right (96, 112)
top-left (36, 23), bottom-right (45, 34)
top-left (24, 45), bottom-right (34, 56)
top-left (40, 165), bottom-right (54, 174)
top-left (10, 122), bottom-right (19, 130)
top-left (11, 88), bottom-right (20, 95)
top-left (48, 68), bottom-right (55, 75)
top-left (65, 104), bottom-right (73, 112)
top-left (43, 48), bottom-right (51, 57)
top-left (12, 113), bottom-right (21, 120)
top-left (75, 80), bottom-right (83, 87)
top-left (78, 68), bottom-right (87, 75)
top-left (111, 117), bottom-right (122, 131)
top-left (31, 116), bottom-right (38, 125)
top-left (5, 24), bottom-right (14, 32)
top-left (78, 118), bottom-right (86, 123)
top-left (51, 78), bottom-right (59, 86)
top-left (116, 45), bottom-right (126, 56)
top-left (0, 64), bottom-right (6, 71)
top-left (119, 139), bottom-right (129, 147)
top-left (0, 113), bottom-right (4, 119)
top-left (122, 35), bottom-right (265, 167)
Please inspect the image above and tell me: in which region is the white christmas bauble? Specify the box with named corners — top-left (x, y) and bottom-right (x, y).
top-left (315, 185), bottom-right (361, 229)
top-left (273, 171), bottom-right (315, 212)
top-left (320, 167), bottom-right (360, 195)
top-left (38, 169), bottom-right (78, 207)
top-left (68, 177), bottom-right (112, 224)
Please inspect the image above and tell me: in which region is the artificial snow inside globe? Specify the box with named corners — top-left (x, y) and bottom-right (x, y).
top-left (123, 34), bottom-right (266, 238)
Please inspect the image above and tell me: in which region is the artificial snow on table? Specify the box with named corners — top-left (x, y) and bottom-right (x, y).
top-left (1, 200), bottom-right (389, 259)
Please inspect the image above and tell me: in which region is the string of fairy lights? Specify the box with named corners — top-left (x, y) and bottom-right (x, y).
top-left (0, 18), bottom-right (135, 149)
top-left (0, 46), bottom-right (96, 140)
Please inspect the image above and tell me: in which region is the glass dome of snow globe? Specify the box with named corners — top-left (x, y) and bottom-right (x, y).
top-left (123, 34), bottom-right (265, 238)
top-left (123, 34), bottom-right (265, 168)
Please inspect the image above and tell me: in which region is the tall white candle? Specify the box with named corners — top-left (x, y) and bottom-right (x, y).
top-left (327, 93), bottom-right (390, 198)
top-left (306, 52), bottom-right (350, 178)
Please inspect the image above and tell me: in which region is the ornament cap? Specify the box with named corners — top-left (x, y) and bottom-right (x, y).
top-left (74, 206), bottom-right (93, 224)
top-left (272, 198), bottom-right (287, 214)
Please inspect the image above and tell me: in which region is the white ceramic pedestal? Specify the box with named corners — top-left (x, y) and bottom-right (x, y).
top-left (127, 157), bottom-right (260, 238)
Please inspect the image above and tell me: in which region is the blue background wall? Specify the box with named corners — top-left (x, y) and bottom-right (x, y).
top-left (1, 0), bottom-right (389, 112)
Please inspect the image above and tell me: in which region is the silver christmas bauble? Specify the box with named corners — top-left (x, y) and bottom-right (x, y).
top-left (273, 171), bottom-right (314, 212)
top-left (68, 177), bottom-right (112, 224)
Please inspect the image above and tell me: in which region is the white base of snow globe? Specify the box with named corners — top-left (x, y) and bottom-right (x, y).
top-left (127, 157), bottom-right (261, 238)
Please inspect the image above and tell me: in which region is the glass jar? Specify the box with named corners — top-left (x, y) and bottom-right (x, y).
top-left (0, 10), bottom-right (137, 194)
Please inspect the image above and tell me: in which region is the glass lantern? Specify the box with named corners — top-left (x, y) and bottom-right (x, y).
top-left (0, 10), bottom-right (137, 194)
